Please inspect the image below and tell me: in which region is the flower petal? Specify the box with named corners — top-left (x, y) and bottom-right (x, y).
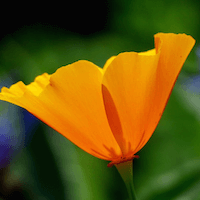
top-left (102, 51), bottom-right (160, 155)
top-left (102, 33), bottom-right (195, 155)
top-left (103, 56), bottom-right (116, 73)
top-left (136, 33), bottom-right (196, 152)
top-left (0, 61), bottom-right (122, 160)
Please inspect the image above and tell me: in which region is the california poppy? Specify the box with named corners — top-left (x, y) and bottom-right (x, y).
top-left (0, 33), bottom-right (195, 168)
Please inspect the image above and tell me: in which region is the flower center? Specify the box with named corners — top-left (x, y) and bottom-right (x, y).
top-left (107, 154), bottom-right (139, 167)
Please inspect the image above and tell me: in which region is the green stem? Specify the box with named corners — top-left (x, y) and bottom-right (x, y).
top-left (115, 160), bottom-right (138, 200)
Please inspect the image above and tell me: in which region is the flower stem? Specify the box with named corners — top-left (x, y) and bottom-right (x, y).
top-left (115, 160), bottom-right (138, 200)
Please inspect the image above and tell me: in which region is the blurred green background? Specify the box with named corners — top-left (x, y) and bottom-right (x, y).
top-left (0, 0), bottom-right (200, 199)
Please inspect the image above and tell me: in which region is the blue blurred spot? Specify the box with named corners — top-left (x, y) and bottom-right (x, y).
top-left (0, 75), bottom-right (40, 168)
top-left (181, 45), bottom-right (200, 94)
top-left (182, 75), bottom-right (200, 94)
top-left (21, 109), bottom-right (40, 145)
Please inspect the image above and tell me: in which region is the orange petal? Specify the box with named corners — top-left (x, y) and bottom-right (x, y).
top-left (103, 56), bottom-right (116, 73)
top-left (102, 33), bottom-right (195, 155)
top-left (0, 61), bottom-right (122, 160)
top-left (136, 33), bottom-right (195, 152)
top-left (102, 51), bottom-right (160, 155)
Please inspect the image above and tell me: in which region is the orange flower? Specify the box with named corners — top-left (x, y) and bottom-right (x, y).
top-left (0, 33), bottom-right (195, 167)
